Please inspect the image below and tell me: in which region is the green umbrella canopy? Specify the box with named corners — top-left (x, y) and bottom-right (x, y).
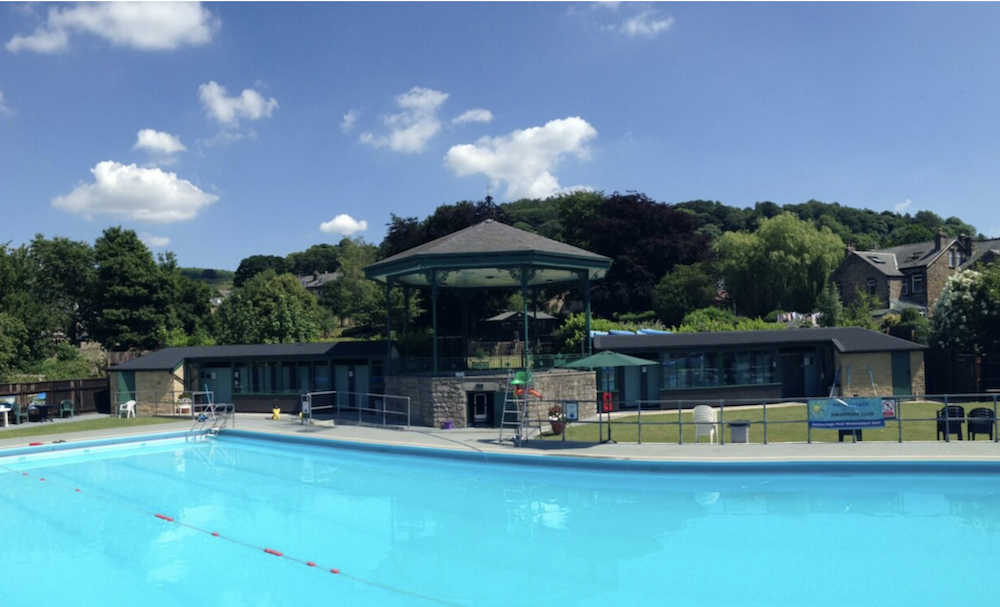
top-left (562, 350), bottom-right (658, 369)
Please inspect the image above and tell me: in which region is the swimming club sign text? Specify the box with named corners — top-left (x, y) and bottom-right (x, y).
top-left (808, 397), bottom-right (887, 429)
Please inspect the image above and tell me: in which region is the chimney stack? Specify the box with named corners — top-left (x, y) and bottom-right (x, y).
top-left (934, 229), bottom-right (947, 251)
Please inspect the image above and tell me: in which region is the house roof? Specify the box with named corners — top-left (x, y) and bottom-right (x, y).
top-left (110, 341), bottom-right (391, 372)
top-left (297, 271), bottom-right (340, 290)
top-left (962, 238), bottom-right (1000, 269)
top-left (593, 327), bottom-right (924, 354)
top-left (882, 239), bottom-right (955, 270)
top-left (364, 220), bottom-right (611, 288)
top-left (849, 250), bottom-right (903, 277)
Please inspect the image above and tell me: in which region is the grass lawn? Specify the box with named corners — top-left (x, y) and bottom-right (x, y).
top-left (545, 400), bottom-right (1000, 444)
top-left (0, 416), bottom-right (181, 440)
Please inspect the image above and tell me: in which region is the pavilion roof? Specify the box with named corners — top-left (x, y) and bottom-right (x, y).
top-left (364, 220), bottom-right (611, 288)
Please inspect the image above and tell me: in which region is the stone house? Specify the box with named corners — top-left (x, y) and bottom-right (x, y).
top-left (829, 231), bottom-right (999, 315)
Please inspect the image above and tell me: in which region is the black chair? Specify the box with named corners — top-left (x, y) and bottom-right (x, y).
top-left (967, 407), bottom-right (996, 441)
top-left (936, 406), bottom-right (965, 441)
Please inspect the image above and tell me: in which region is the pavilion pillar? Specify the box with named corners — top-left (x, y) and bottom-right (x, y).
top-left (402, 286), bottom-right (411, 355)
top-left (521, 269), bottom-right (530, 370)
top-left (530, 287), bottom-right (538, 355)
top-left (431, 275), bottom-right (439, 375)
top-left (384, 278), bottom-right (393, 373)
top-left (583, 273), bottom-right (592, 355)
top-left (458, 291), bottom-right (472, 364)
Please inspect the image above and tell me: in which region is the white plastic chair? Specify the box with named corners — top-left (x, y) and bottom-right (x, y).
top-left (119, 400), bottom-right (136, 419)
top-left (693, 405), bottom-right (718, 443)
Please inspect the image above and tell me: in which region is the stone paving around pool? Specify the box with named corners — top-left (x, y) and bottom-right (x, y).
top-left (2, 412), bottom-right (1000, 462)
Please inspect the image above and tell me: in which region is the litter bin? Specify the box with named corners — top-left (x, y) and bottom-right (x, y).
top-left (728, 420), bottom-right (751, 444)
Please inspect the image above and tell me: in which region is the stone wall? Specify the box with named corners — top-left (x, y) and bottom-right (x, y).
top-left (134, 370), bottom-right (185, 416)
top-left (530, 370), bottom-right (597, 422)
top-left (924, 245), bottom-right (963, 312)
top-left (386, 369), bottom-right (597, 428)
top-left (910, 350), bottom-right (926, 395)
top-left (830, 254), bottom-right (890, 308)
top-left (833, 351), bottom-right (925, 397)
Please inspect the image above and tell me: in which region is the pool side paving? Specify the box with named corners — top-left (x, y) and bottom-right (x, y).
top-left (2, 413), bottom-right (1000, 462)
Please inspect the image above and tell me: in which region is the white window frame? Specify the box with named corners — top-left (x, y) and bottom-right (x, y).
top-left (948, 249), bottom-right (956, 268)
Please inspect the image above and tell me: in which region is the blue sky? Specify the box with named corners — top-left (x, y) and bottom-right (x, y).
top-left (1, 2), bottom-right (998, 269)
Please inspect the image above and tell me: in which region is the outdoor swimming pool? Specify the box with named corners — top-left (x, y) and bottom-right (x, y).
top-left (1, 431), bottom-right (998, 606)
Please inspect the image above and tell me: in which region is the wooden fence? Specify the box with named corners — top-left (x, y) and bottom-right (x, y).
top-left (0, 378), bottom-right (110, 414)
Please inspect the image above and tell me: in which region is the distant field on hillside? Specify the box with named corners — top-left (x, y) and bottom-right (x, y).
top-left (179, 267), bottom-right (235, 290)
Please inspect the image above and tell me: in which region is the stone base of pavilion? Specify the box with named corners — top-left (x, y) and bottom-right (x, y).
top-left (387, 369), bottom-right (597, 429)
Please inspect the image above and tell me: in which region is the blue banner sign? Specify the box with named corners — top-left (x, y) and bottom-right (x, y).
top-left (808, 397), bottom-right (886, 429)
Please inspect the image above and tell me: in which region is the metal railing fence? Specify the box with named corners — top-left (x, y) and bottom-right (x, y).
top-left (303, 390), bottom-right (411, 429)
top-left (528, 393), bottom-right (1000, 446)
top-left (111, 389), bottom-right (214, 418)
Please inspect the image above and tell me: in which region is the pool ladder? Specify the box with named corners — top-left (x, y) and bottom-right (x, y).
top-left (190, 403), bottom-right (236, 437)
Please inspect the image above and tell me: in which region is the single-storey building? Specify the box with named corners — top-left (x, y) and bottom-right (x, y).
top-left (593, 327), bottom-right (925, 406)
top-left (108, 342), bottom-right (392, 414)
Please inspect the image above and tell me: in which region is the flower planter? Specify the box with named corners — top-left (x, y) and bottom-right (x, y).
top-left (549, 420), bottom-right (565, 435)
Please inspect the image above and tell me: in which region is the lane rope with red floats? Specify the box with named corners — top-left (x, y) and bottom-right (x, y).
top-left (0, 462), bottom-right (461, 606)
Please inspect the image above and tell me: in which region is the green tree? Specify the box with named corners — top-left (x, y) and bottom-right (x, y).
top-left (29, 235), bottom-right (96, 344)
top-left (843, 291), bottom-right (880, 331)
top-left (233, 254), bottom-right (290, 287)
top-left (652, 263), bottom-right (718, 327)
top-left (815, 283), bottom-right (844, 327)
top-left (216, 270), bottom-right (322, 344)
top-left (882, 308), bottom-right (931, 344)
top-left (286, 244), bottom-right (341, 275)
top-left (715, 213), bottom-right (845, 317)
top-left (0, 242), bottom-right (61, 363)
top-left (320, 237), bottom-right (421, 333)
top-left (0, 313), bottom-right (28, 381)
top-left (91, 227), bottom-right (170, 351)
top-left (887, 224), bottom-right (935, 247)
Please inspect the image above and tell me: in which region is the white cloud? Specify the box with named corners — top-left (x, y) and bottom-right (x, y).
top-left (52, 161), bottom-right (218, 223)
top-left (453, 109), bottom-right (493, 125)
top-left (445, 117), bottom-right (598, 200)
top-left (361, 86), bottom-right (449, 153)
top-left (140, 233), bottom-right (171, 247)
top-left (895, 199), bottom-right (913, 213)
top-left (320, 214), bottom-right (368, 236)
top-left (6, 2), bottom-right (219, 54)
top-left (199, 81), bottom-right (278, 128)
top-left (341, 109), bottom-right (359, 133)
top-left (0, 87), bottom-right (11, 115)
top-left (133, 129), bottom-right (186, 164)
top-left (621, 11), bottom-right (675, 37)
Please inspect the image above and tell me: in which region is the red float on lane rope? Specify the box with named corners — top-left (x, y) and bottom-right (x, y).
top-left (154, 514), bottom-right (174, 522)
top-left (264, 548), bottom-right (283, 557)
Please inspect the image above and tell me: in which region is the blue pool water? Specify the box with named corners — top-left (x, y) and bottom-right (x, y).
top-left (2, 432), bottom-right (999, 606)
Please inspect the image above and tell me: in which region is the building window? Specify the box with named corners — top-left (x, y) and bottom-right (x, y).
top-left (866, 279), bottom-right (877, 296)
top-left (912, 274), bottom-right (923, 294)
top-left (949, 249), bottom-right (956, 268)
top-left (902, 280), bottom-right (909, 296)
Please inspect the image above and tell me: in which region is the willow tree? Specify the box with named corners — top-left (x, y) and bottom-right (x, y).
top-left (715, 212), bottom-right (845, 317)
